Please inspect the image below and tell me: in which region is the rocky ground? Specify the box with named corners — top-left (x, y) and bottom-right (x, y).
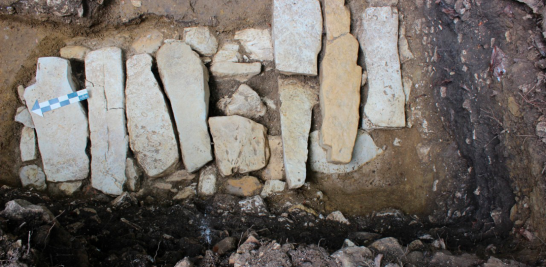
top-left (1, 0), bottom-right (546, 266)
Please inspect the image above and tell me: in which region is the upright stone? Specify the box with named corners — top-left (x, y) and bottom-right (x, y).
top-left (273, 0), bottom-right (322, 75)
top-left (24, 57), bottom-right (89, 182)
top-left (260, 135), bottom-right (284, 181)
top-left (20, 127), bottom-right (36, 162)
top-left (209, 116), bottom-right (270, 177)
top-left (86, 47), bottom-right (128, 195)
top-left (125, 54), bottom-right (179, 177)
top-left (320, 0), bottom-right (361, 164)
top-left (157, 41), bottom-right (213, 173)
top-left (359, 7), bottom-right (405, 129)
top-left (279, 78), bottom-right (317, 189)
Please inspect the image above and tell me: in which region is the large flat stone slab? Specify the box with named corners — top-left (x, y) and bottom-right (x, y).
top-left (359, 7), bottom-right (405, 129)
top-left (279, 78), bottom-right (317, 189)
top-left (320, 15), bottom-right (361, 164)
top-left (210, 62), bottom-right (261, 82)
top-left (125, 54), bottom-right (179, 177)
top-left (157, 41), bottom-right (213, 173)
top-left (273, 0), bottom-right (322, 75)
top-left (209, 116), bottom-right (270, 177)
top-left (309, 130), bottom-right (383, 174)
top-left (86, 47), bottom-right (128, 195)
top-left (24, 57), bottom-right (89, 182)
top-left (234, 28), bottom-right (274, 61)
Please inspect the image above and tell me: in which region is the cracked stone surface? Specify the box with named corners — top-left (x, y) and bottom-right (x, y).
top-left (126, 54), bottom-right (179, 177)
top-left (86, 47), bottom-right (128, 195)
top-left (273, 0), bottom-right (322, 75)
top-left (279, 77), bottom-right (317, 189)
top-left (359, 7), bottom-right (405, 129)
top-left (24, 57), bottom-right (89, 182)
top-left (157, 41), bottom-right (213, 173)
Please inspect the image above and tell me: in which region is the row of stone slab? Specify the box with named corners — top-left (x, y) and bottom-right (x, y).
top-left (274, 0), bottom-right (409, 165)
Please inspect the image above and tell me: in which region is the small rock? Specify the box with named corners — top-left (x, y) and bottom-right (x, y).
top-left (234, 28), bottom-right (274, 61)
top-left (126, 54), bottom-right (179, 177)
top-left (210, 61), bottom-right (262, 82)
top-left (260, 135), bottom-right (284, 181)
top-left (429, 252), bottom-right (480, 267)
top-left (327, 211), bottom-right (350, 225)
top-left (1, 199), bottom-right (56, 223)
top-left (110, 192), bottom-right (136, 208)
top-left (212, 194), bottom-right (239, 212)
top-left (260, 180), bottom-right (286, 198)
top-left (406, 251), bottom-right (426, 266)
top-left (173, 184), bottom-right (197, 200)
top-left (361, 71), bottom-right (368, 86)
top-left (279, 77), bottom-right (317, 189)
top-left (19, 165), bottom-right (46, 191)
top-left (174, 257), bottom-right (193, 267)
top-left (288, 204), bottom-right (319, 216)
top-left (166, 170), bottom-right (196, 182)
top-left (198, 165), bottom-right (217, 197)
top-left (154, 182), bottom-right (172, 190)
top-left (508, 96), bottom-right (521, 117)
top-left (130, 0), bottom-right (141, 7)
top-left (183, 27), bottom-right (218, 56)
top-left (331, 246), bottom-right (374, 267)
top-left (213, 237), bottom-right (238, 255)
top-left (369, 237), bottom-right (405, 262)
top-left (60, 46), bottom-right (91, 60)
top-left (407, 240), bottom-right (425, 251)
top-left (399, 22), bottom-right (414, 63)
top-left (217, 84), bottom-right (266, 119)
top-left (14, 106), bottom-right (34, 128)
top-left (403, 77), bottom-right (412, 102)
top-left (309, 130), bottom-right (383, 174)
top-left (20, 127), bottom-right (37, 162)
top-left (393, 138), bottom-right (402, 147)
top-left (125, 158), bottom-right (141, 191)
top-left (132, 30), bottom-right (164, 54)
top-left (24, 57), bottom-right (89, 182)
top-left (52, 181), bottom-right (83, 196)
top-left (273, 0), bottom-right (322, 75)
top-left (209, 116), bottom-right (270, 176)
top-left (239, 195), bottom-right (268, 216)
top-left (225, 176), bottom-right (263, 197)
top-left (17, 85), bottom-right (25, 103)
top-left (347, 232), bottom-right (382, 245)
top-left (212, 42), bottom-right (242, 63)
top-left (157, 40), bottom-right (213, 172)
top-left (483, 256), bottom-right (530, 267)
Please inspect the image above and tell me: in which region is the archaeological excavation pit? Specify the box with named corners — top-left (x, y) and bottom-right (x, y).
top-left (1, 0), bottom-right (546, 266)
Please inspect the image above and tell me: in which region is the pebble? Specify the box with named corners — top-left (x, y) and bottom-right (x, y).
top-left (239, 195), bottom-right (268, 216)
top-left (198, 165), bottom-right (217, 197)
top-left (174, 184), bottom-right (197, 200)
top-left (166, 170), bottom-right (196, 182)
top-left (326, 211), bottom-right (350, 225)
top-left (60, 45), bottom-right (91, 60)
top-left (125, 158), bottom-right (141, 191)
top-left (183, 27), bottom-right (218, 56)
top-left (213, 237), bottom-right (238, 255)
top-left (20, 127), bottom-right (36, 162)
top-left (225, 176), bottom-right (263, 197)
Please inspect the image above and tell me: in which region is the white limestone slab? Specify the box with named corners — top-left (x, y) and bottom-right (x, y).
top-left (309, 130), bottom-right (383, 174)
top-left (14, 106), bottom-right (34, 128)
top-left (125, 54), bottom-right (179, 177)
top-left (209, 116), bottom-right (270, 177)
top-left (24, 57), bottom-right (89, 182)
top-left (86, 47), bottom-right (128, 195)
top-left (157, 41), bottom-right (213, 173)
top-left (19, 165), bottom-right (46, 191)
top-left (234, 28), bottom-right (274, 61)
top-left (278, 78), bottom-right (317, 189)
top-left (359, 7), bottom-right (406, 129)
top-left (273, 0), bottom-right (322, 75)
top-left (20, 127), bottom-right (36, 162)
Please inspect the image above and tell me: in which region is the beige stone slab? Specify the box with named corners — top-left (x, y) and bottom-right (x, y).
top-left (209, 115), bottom-right (270, 177)
top-left (324, 0), bottom-right (351, 40)
top-left (279, 78), bottom-right (317, 189)
top-left (125, 54), bottom-right (179, 177)
top-left (86, 47), bottom-right (128, 195)
top-left (320, 34), bottom-right (361, 164)
top-left (157, 41), bottom-right (213, 173)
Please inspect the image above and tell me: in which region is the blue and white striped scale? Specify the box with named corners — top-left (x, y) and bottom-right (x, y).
top-left (31, 89), bottom-right (89, 117)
